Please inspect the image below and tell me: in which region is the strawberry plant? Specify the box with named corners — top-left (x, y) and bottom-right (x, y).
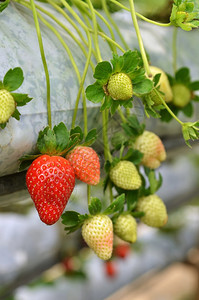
top-left (1, 0), bottom-right (199, 260)
top-left (0, 67), bottom-right (32, 128)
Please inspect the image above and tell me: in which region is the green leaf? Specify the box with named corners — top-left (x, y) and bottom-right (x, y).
top-left (110, 100), bottom-right (119, 115)
top-left (153, 73), bottom-right (161, 87)
top-left (0, 122), bottom-right (7, 129)
top-left (131, 211), bottom-right (145, 218)
top-left (53, 122), bottom-right (70, 152)
top-left (133, 79), bottom-right (153, 95)
top-left (94, 61), bottom-right (112, 81)
top-left (37, 127), bottom-right (57, 154)
top-left (189, 81), bottom-right (199, 91)
top-left (192, 95), bottom-right (199, 102)
top-left (84, 128), bottom-right (97, 145)
top-left (12, 108), bottom-right (21, 120)
top-left (122, 50), bottom-right (142, 74)
top-left (88, 198), bottom-right (102, 215)
top-left (123, 149), bottom-right (144, 165)
top-left (111, 53), bottom-right (124, 73)
top-left (0, 0), bottom-right (10, 12)
top-left (103, 194), bottom-right (125, 215)
top-left (86, 82), bottom-right (105, 103)
top-left (100, 95), bottom-right (113, 111)
top-left (148, 170), bottom-right (163, 194)
top-left (182, 102), bottom-right (193, 117)
top-left (3, 67), bottom-right (24, 91)
top-left (104, 160), bottom-right (112, 173)
top-left (11, 93), bottom-right (32, 106)
top-left (0, 81), bottom-right (3, 88)
top-left (127, 115), bottom-right (144, 132)
top-left (66, 135), bottom-right (81, 154)
top-left (70, 126), bottom-right (83, 142)
top-left (111, 131), bottom-right (127, 149)
top-left (182, 126), bottom-right (191, 147)
top-left (126, 190), bottom-right (139, 211)
top-left (175, 67), bottom-right (190, 83)
top-left (61, 211), bottom-right (82, 227)
top-left (19, 154), bottom-right (41, 171)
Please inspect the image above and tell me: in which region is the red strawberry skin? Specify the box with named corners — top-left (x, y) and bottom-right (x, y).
top-left (66, 146), bottom-right (100, 185)
top-left (26, 155), bottom-right (75, 225)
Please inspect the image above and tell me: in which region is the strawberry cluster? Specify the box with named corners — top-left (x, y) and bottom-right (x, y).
top-left (21, 123), bottom-right (100, 225)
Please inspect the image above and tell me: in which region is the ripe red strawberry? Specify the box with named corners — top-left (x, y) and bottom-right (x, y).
top-left (134, 131), bottom-right (166, 169)
top-left (66, 146), bottom-right (100, 185)
top-left (82, 214), bottom-right (113, 260)
top-left (114, 243), bottom-right (131, 259)
top-left (26, 155), bottom-right (75, 225)
top-left (104, 260), bottom-right (117, 277)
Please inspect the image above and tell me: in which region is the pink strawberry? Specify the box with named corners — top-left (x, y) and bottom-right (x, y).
top-left (82, 214), bottom-right (113, 260)
top-left (66, 146), bottom-right (100, 185)
top-left (26, 155), bottom-right (75, 225)
top-left (134, 131), bottom-right (166, 169)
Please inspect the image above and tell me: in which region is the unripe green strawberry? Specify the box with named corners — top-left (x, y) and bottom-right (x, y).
top-left (82, 215), bottom-right (113, 260)
top-left (136, 194), bottom-right (168, 227)
top-left (107, 73), bottom-right (133, 101)
top-left (134, 131), bottom-right (166, 169)
top-left (114, 214), bottom-right (137, 243)
top-left (149, 66), bottom-right (173, 103)
top-left (0, 89), bottom-right (16, 124)
top-left (171, 83), bottom-right (191, 108)
top-left (109, 160), bottom-right (142, 190)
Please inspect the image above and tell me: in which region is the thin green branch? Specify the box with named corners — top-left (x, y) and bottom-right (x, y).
top-left (172, 26), bottom-right (178, 74)
top-left (128, 0), bottom-right (151, 76)
top-left (154, 89), bottom-right (184, 126)
top-left (88, 28), bottom-right (125, 53)
top-left (101, 0), bottom-right (128, 51)
top-left (110, 0), bottom-right (171, 27)
top-left (46, 0), bottom-right (88, 48)
top-left (73, 0), bottom-right (116, 53)
top-left (29, 0), bottom-right (52, 128)
top-left (86, 0), bottom-right (102, 62)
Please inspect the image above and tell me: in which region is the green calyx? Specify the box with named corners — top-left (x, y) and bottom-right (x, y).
top-left (86, 50), bottom-right (153, 114)
top-left (19, 123), bottom-right (97, 170)
top-left (172, 83), bottom-right (191, 107)
top-left (62, 194), bottom-right (126, 234)
top-left (170, 0), bottom-right (199, 31)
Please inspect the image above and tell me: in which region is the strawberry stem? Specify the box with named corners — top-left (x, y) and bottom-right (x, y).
top-left (86, 0), bottom-right (102, 62)
top-left (29, 0), bottom-right (52, 129)
top-left (117, 107), bottom-right (128, 123)
top-left (110, 0), bottom-right (171, 27)
top-left (17, 0), bottom-right (95, 70)
top-left (88, 29), bottom-right (125, 53)
top-left (74, 0), bottom-right (117, 54)
top-left (87, 185), bottom-right (91, 205)
top-left (101, 0), bottom-right (129, 51)
top-left (172, 27), bottom-right (178, 74)
top-left (153, 89), bottom-right (184, 126)
top-left (128, 0), bottom-right (151, 77)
